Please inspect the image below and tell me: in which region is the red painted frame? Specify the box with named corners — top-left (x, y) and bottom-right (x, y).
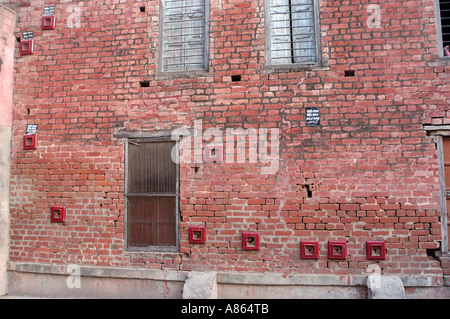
top-left (328, 241), bottom-right (347, 260)
top-left (51, 206), bottom-right (66, 223)
top-left (189, 226), bottom-right (206, 244)
top-left (300, 241), bottom-right (319, 259)
top-left (242, 232), bottom-right (260, 251)
top-left (366, 241), bottom-right (386, 260)
top-left (23, 134), bottom-right (37, 150)
top-left (20, 40), bottom-right (34, 55)
top-left (42, 15), bottom-right (56, 30)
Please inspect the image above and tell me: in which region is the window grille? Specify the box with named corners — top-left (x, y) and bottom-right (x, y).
top-left (126, 141), bottom-right (178, 250)
top-left (162, 0), bottom-right (207, 72)
top-left (267, 0), bottom-right (319, 65)
top-left (439, 0), bottom-right (450, 55)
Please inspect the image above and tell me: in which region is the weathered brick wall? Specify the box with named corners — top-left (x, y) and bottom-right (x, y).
top-left (5, 0), bottom-right (449, 277)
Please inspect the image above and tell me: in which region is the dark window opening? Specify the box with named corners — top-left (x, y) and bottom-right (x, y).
top-left (439, 0), bottom-right (450, 55)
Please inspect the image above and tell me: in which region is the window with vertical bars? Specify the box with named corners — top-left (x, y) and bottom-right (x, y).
top-left (443, 137), bottom-right (450, 249)
top-left (439, 0), bottom-right (450, 56)
top-left (126, 141), bottom-right (178, 250)
top-left (266, 0), bottom-right (319, 65)
top-left (161, 0), bottom-right (208, 72)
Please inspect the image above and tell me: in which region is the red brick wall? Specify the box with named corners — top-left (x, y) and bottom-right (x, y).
top-left (5, 0), bottom-right (449, 277)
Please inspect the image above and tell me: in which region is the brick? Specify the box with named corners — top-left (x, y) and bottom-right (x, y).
top-left (3, 0), bottom-right (446, 279)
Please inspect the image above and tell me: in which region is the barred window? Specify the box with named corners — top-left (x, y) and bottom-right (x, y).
top-left (266, 0), bottom-right (320, 66)
top-left (436, 0), bottom-right (450, 57)
top-left (160, 0), bottom-right (209, 72)
top-left (126, 141), bottom-right (179, 251)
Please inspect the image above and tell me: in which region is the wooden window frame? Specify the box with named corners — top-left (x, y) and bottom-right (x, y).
top-left (124, 136), bottom-right (180, 253)
top-left (264, 0), bottom-right (322, 69)
top-left (158, 0), bottom-right (210, 75)
top-left (434, 0), bottom-right (450, 59)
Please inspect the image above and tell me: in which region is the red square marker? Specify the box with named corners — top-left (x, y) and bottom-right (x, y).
top-left (300, 241), bottom-right (319, 259)
top-left (189, 226), bottom-right (206, 244)
top-left (51, 206), bottom-right (66, 223)
top-left (328, 241), bottom-right (347, 260)
top-left (20, 40), bottom-right (34, 55)
top-left (366, 241), bottom-right (386, 260)
top-left (42, 15), bottom-right (56, 30)
top-left (23, 134), bottom-right (37, 150)
top-left (242, 232), bottom-right (260, 251)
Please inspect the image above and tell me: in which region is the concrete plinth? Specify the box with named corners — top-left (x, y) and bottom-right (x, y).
top-left (367, 274), bottom-right (406, 299)
top-left (183, 272), bottom-right (218, 299)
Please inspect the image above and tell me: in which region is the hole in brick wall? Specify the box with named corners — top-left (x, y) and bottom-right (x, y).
top-left (193, 230), bottom-right (202, 240)
top-left (25, 137), bottom-right (33, 146)
top-left (246, 236), bottom-right (256, 247)
top-left (26, 109), bottom-right (30, 115)
top-left (16, 37), bottom-right (21, 43)
top-left (304, 184), bottom-right (312, 198)
top-left (345, 70), bottom-right (355, 77)
top-left (140, 81), bottom-right (150, 87)
top-left (371, 246), bottom-right (382, 257)
top-left (43, 17), bottom-right (52, 27)
top-left (231, 75), bottom-right (241, 82)
top-left (139, 6), bottom-right (146, 12)
top-left (426, 248), bottom-right (441, 259)
top-left (334, 246), bottom-right (342, 255)
top-left (53, 210), bottom-right (61, 219)
top-left (194, 166), bottom-right (200, 173)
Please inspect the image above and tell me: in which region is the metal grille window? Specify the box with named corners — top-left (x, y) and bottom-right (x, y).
top-left (266, 0), bottom-right (320, 66)
top-left (126, 141), bottom-right (179, 251)
top-left (161, 0), bottom-right (208, 72)
top-left (437, 0), bottom-right (450, 56)
top-left (442, 137), bottom-right (450, 251)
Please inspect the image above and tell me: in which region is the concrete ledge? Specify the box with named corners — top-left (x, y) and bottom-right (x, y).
top-left (216, 272), bottom-right (367, 287)
top-left (9, 262), bottom-right (444, 287)
top-left (7, 262), bottom-right (447, 299)
top-left (11, 262), bottom-right (188, 282)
